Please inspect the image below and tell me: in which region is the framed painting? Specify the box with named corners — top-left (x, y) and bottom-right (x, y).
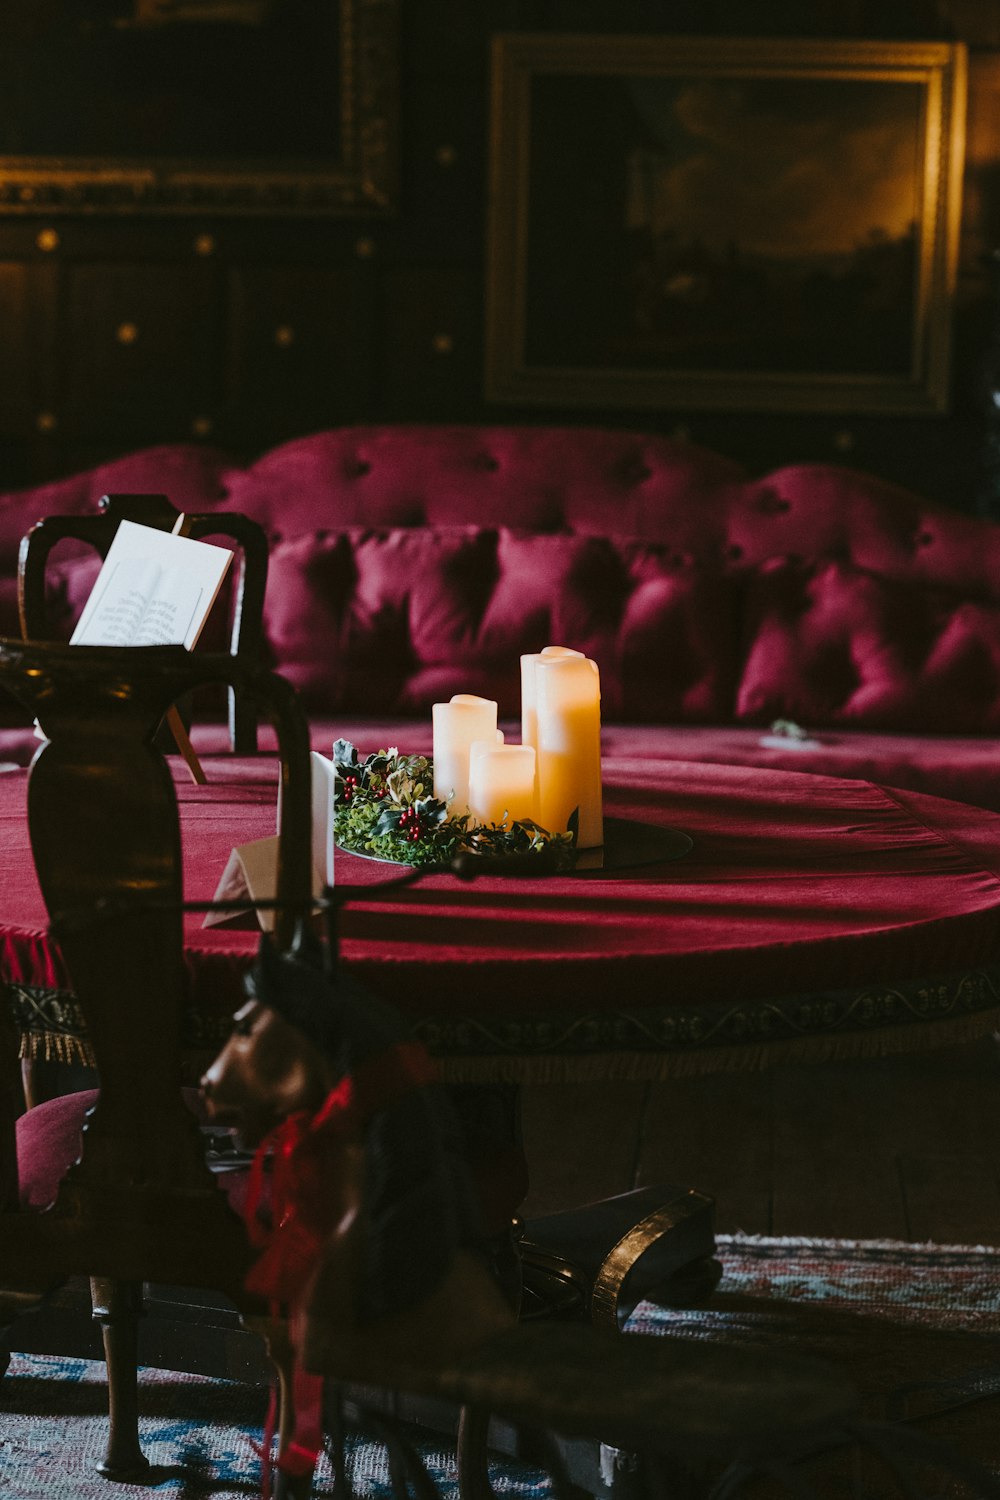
top-left (0, 0), bottom-right (398, 216)
top-left (486, 36), bottom-right (967, 414)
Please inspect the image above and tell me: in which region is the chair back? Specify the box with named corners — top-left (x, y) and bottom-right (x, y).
top-left (0, 639), bottom-right (311, 1298)
top-left (17, 493), bottom-right (269, 752)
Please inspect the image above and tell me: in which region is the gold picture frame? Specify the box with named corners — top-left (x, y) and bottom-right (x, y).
top-left (486, 35), bottom-right (967, 414)
top-left (0, 0), bottom-right (398, 216)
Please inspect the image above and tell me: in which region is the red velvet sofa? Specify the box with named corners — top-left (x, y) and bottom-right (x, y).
top-left (2, 424), bottom-right (1000, 811)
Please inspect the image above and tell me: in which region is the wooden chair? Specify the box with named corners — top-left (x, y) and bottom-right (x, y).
top-left (17, 492), bottom-right (269, 753)
top-left (0, 639), bottom-right (313, 1492)
top-left (17, 496), bottom-right (267, 1111)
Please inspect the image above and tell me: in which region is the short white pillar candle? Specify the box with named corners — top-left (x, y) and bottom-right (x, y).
top-left (432, 694), bottom-right (498, 814)
top-left (468, 743), bottom-right (537, 829)
top-left (535, 654), bottom-right (603, 848)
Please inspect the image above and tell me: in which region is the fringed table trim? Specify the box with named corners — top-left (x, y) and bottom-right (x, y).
top-left (8, 984), bottom-right (94, 1068)
top-left (6, 984), bottom-right (233, 1071)
top-left (19, 1029), bottom-right (95, 1068)
top-left (436, 1009), bottom-right (1000, 1082)
top-left (7, 960), bottom-right (1000, 1083)
top-left (430, 963), bottom-right (1000, 1083)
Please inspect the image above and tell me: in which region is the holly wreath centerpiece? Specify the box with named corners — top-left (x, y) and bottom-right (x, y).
top-left (332, 741), bottom-right (576, 870)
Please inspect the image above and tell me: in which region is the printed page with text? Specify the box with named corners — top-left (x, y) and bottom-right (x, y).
top-left (71, 520), bottom-right (234, 650)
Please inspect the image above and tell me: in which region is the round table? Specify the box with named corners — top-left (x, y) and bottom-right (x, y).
top-left (4, 752), bottom-right (1000, 1081)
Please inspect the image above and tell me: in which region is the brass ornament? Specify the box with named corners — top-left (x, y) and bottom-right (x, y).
top-left (590, 1191), bottom-right (716, 1329)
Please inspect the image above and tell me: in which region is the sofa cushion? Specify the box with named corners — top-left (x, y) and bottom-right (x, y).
top-left (917, 601), bottom-right (1000, 732)
top-left (262, 527), bottom-right (493, 713)
top-left (616, 543), bottom-right (738, 722)
top-left (736, 557), bottom-right (1000, 733)
top-left (262, 526), bottom-right (741, 722)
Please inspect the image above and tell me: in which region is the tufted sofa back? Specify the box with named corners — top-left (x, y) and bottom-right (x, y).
top-left (2, 425), bottom-right (1000, 731)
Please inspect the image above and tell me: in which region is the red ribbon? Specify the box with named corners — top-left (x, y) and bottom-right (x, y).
top-left (251, 1367), bottom-right (324, 1499)
top-left (240, 1039), bottom-right (440, 1488)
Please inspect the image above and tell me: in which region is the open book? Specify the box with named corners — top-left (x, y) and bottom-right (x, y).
top-left (71, 519), bottom-right (233, 650)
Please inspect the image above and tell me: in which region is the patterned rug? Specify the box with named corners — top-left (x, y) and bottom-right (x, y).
top-left (2, 1235), bottom-right (999, 1499)
top-left (630, 1234), bottom-right (1000, 1495)
top-left (0, 1358), bottom-right (553, 1500)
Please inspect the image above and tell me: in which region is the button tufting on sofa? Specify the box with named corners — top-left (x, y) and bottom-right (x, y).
top-left (617, 456), bottom-right (653, 486)
top-left (757, 491), bottom-right (791, 514)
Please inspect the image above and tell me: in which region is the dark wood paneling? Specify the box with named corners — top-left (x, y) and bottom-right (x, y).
top-left (402, 2), bottom-right (507, 72)
top-left (60, 262), bottom-right (219, 440)
top-left (0, 263), bottom-right (48, 429)
top-left (381, 267), bottom-right (484, 418)
top-left (523, 1039), bottom-right (1000, 1245)
top-left (638, 1071), bottom-right (775, 1236)
top-left (520, 1081), bottom-right (648, 1217)
top-left (394, 73), bottom-right (487, 262)
top-left (225, 263), bottom-right (378, 442)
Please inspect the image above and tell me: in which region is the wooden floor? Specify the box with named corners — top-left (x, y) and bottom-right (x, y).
top-left (519, 1035), bottom-right (1000, 1245)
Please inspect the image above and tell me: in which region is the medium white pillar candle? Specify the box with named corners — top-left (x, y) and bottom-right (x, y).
top-left (432, 694), bottom-right (498, 813)
top-left (465, 732), bottom-right (506, 811)
top-left (535, 655), bottom-right (603, 848)
top-left (469, 732), bottom-right (505, 773)
top-left (468, 744), bottom-right (536, 829)
top-left (520, 646), bottom-right (584, 755)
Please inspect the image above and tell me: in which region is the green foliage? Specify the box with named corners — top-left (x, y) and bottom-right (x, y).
top-left (331, 740), bottom-right (576, 870)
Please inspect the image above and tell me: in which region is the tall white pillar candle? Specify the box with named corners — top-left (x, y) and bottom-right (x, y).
top-left (535, 655), bottom-right (603, 848)
top-left (432, 694), bottom-right (498, 814)
top-left (468, 744), bottom-right (536, 829)
top-left (520, 646), bottom-right (584, 755)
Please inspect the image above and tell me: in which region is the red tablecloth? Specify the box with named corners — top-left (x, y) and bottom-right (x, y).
top-left (4, 753), bottom-right (1000, 1080)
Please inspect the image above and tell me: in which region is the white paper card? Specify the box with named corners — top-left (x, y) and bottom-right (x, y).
top-left (209, 753), bottom-right (334, 932)
top-left (758, 734), bottom-right (824, 752)
top-left (72, 519), bottom-right (233, 651)
top-left (310, 751), bottom-right (337, 891)
top-left (203, 835), bottom-right (280, 933)
top-left (276, 751), bottom-right (336, 895)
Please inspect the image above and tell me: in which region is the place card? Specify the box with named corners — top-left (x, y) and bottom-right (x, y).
top-left (310, 750), bottom-right (336, 888)
top-left (204, 751), bottom-right (336, 931)
top-left (204, 834), bottom-right (281, 933)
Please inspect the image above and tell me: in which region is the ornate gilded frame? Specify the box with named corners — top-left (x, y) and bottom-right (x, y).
top-left (486, 36), bottom-right (967, 415)
top-left (0, 0), bottom-right (398, 217)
